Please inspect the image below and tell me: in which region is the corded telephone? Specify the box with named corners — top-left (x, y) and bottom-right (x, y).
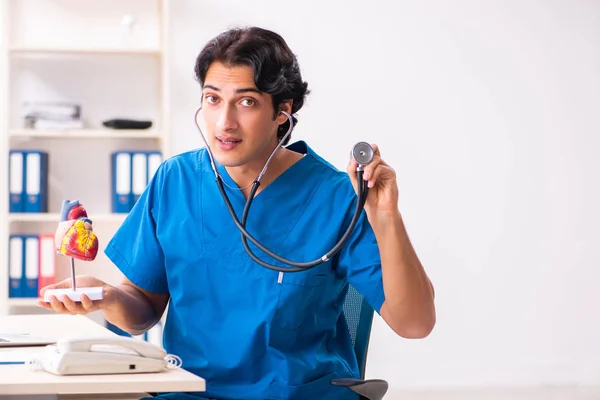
top-left (29, 336), bottom-right (182, 376)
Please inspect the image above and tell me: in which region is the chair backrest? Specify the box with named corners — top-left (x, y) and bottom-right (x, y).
top-left (342, 285), bottom-right (375, 379)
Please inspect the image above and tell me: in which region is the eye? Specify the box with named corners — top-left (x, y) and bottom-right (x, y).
top-left (205, 94), bottom-right (219, 104)
top-left (241, 98), bottom-right (256, 107)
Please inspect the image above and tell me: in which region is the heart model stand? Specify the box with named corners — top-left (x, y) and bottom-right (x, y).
top-left (43, 200), bottom-right (104, 303)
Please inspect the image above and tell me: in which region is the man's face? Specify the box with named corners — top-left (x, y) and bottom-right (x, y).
top-left (201, 61), bottom-right (287, 168)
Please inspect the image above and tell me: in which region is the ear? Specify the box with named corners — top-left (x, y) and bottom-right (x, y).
top-left (276, 100), bottom-right (293, 125)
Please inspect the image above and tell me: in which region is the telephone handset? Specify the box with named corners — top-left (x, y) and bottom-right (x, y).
top-left (29, 336), bottom-right (182, 376)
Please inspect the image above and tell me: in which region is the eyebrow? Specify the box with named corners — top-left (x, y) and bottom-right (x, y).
top-left (203, 85), bottom-right (262, 95)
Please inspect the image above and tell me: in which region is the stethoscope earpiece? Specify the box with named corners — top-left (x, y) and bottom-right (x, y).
top-left (351, 142), bottom-right (374, 171)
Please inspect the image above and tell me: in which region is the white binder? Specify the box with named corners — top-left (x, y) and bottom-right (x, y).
top-left (113, 152), bottom-right (132, 213)
top-left (147, 152), bottom-right (162, 183)
top-left (26, 152), bottom-right (41, 200)
top-left (132, 152), bottom-right (147, 203)
top-left (9, 152), bottom-right (24, 212)
top-left (24, 236), bottom-right (40, 297)
top-left (9, 236), bottom-right (23, 298)
top-left (24, 151), bottom-right (48, 213)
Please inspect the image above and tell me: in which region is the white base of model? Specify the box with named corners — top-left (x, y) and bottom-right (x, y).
top-left (43, 287), bottom-right (104, 302)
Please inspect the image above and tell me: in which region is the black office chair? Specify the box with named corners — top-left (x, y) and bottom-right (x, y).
top-left (330, 285), bottom-right (389, 400)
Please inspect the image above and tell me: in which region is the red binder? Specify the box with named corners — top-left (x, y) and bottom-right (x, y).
top-left (38, 234), bottom-right (56, 296)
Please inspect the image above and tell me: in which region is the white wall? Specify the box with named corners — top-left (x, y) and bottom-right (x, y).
top-left (166, 0), bottom-right (600, 395)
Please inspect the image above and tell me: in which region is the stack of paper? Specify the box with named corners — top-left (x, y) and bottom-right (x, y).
top-left (22, 102), bottom-right (84, 130)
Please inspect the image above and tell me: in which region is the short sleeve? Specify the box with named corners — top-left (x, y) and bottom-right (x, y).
top-left (104, 163), bottom-right (168, 294)
top-left (336, 205), bottom-right (386, 314)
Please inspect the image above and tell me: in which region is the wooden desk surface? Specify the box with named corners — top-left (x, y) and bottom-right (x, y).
top-left (0, 314), bottom-right (205, 396)
top-left (0, 314), bottom-right (114, 340)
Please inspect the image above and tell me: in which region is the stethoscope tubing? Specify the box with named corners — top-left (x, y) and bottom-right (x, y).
top-left (194, 105), bottom-right (371, 272)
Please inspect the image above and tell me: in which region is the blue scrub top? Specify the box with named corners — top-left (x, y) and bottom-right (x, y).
top-left (105, 141), bottom-right (385, 400)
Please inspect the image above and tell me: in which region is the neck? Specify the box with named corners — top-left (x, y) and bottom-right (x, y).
top-left (226, 143), bottom-right (302, 197)
top-left (227, 143), bottom-right (283, 188)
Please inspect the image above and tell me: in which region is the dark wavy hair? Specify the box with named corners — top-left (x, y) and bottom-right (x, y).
top-left (194, 27), bottom-right (310, 145)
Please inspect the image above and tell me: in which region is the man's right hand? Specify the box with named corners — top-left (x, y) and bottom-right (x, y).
top-left (37, 275), bottom-right (118, 315)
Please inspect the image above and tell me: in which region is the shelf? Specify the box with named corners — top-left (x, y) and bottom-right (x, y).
top-left (1, 0), bottom-right (170, 318)
top-left (7, 298), bottom-right (39, 307)
top-left (9, 47), bottom-right (162, 56)
top-left (9, 129), bottom-right (162, 140)
top-left (8, 213), bottom-right (127, 224)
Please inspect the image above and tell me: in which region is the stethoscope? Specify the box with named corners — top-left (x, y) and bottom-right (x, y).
top-left (194, 106), bottom-right (374, 273)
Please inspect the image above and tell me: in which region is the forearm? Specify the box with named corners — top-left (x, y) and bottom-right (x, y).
top-left (103, 284), bottom-right (161, 336)
top-left (369, 209), bottom-right (436, 338)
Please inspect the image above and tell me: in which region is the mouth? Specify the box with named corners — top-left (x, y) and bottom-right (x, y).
top-left (216, 136), bottom-right (242, 151)
top-left (217, 137), bottom-right (242, 145)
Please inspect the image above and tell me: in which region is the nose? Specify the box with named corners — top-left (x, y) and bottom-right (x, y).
top-left (216, 105), bottom-right (238, 132)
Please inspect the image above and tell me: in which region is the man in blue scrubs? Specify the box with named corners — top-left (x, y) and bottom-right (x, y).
top-left (39, 27), bottom-right (436, 400)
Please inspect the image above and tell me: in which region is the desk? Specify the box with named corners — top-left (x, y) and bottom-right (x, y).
top-left (0, 314), bottom-right (205, 399)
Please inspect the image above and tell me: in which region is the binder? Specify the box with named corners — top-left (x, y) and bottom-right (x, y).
top-left (23, 235), bottom-right (39, 298)
top-left (111, 152), bottom-right (132, 213)
top-left (131, 152), bottom-right (147, 205)
top-left (9, 151), bottom-right (25, 213)
top-left (147, 151), bottom-right (162, 184)
top-left (112, 151), bottom-right (163, 212)
top-left (24, 151), bottom-right (49, 213)
top-left (8, 236), bottom-right (23, 298)
top-left (133, 151), bottom-right (163, 206)
top-left (38, 234), bottom-right (56, 295)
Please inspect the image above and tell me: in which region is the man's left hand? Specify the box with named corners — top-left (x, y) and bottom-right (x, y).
top-left (347, 143), bottom-right (399, 217)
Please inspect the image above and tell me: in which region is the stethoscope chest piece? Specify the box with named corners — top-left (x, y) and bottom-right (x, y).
top-left (351, 142), bottom-right (375, 170)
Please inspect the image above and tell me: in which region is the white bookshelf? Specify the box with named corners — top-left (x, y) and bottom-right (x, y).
top-left (7, 297), bottom-right (38, 307)
top-left (0, 0), bottom-right (171, 316)
top-left (9, 47), bottom-right (162, 56)
top-left (9, 129), bottom-right (163, 140)
top-left (0, 0), bottom-right (8, 317)
top-left (8, 213), bottom-right (128, 224)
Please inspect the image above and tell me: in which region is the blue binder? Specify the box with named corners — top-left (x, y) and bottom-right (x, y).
top-left (132, 151), bottom-right (163, 207)
top-left (111, 152), bottom-right (132, 213)
top-left (24, 151), bottom-right (49, 213)
top-left (22, 235), bottom-right (39, 298)
top-left (146, 151), bottom-right (163, 184)
top-left (131, 152), bottom-right (147, 206)
top-left (8, 235), bottom-right (24, 298)
top-left (8, 151), bottom-right (25, 213)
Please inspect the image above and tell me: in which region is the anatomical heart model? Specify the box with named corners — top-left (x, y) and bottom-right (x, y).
top-left (55, 200), bottom-right (99, 261)
top-left (43, 200), bottom-right (103, 302)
